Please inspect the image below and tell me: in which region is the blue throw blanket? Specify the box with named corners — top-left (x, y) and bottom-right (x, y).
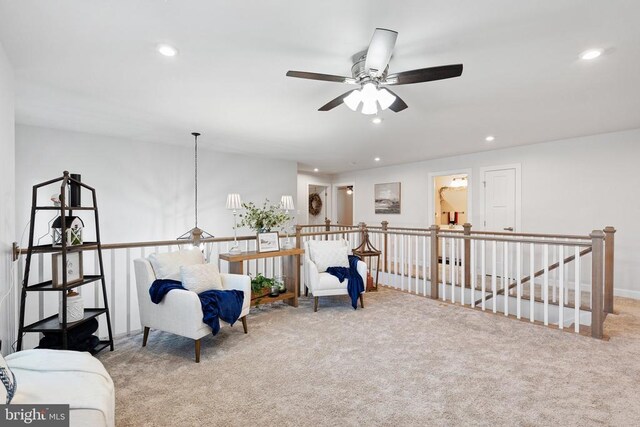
top-left (326, 255), bottom-right (365, 309)
top-left (149, 279), bottom-right (244, 335)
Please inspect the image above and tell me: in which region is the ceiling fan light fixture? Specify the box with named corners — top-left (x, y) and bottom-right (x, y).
top-left (361, 99), bottom-right (378, 115)
top-left (377, 88), bottom-right (396, 110)
top-left (360, 83), bottom-right (378, 104)
top-left (344, 90), bottom-right (362, 111)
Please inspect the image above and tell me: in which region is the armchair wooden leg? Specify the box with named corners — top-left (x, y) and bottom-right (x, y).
top-left (359, 294), bottom-right (364, 309)
top-left (142, 327), bottom-right (150, 347)
top-left (195, 339), bottom-right (201, 363)
top-left (241, 316), bottom-right (248, 334)
top-left (314, 296), bottom-right (319, 312)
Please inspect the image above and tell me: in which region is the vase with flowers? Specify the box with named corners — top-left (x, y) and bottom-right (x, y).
top-left (238, 199), bottom-right (290, 233)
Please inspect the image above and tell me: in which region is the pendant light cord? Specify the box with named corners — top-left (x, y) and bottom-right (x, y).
top-left (192, 132), bottom-right (200, 228)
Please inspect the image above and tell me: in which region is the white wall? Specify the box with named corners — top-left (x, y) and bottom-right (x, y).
top-left (334, 128), bottom-right (640, 298)
top-left (16, 125), bottom-right (298, 244)
top-left (0, 42), bottom-right (15, 355)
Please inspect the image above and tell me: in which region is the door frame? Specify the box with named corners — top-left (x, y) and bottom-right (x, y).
top-left (428, 169), bottom-right (473, 228)
top-left (479, 163), bottom-right (522, 232)
top-left (331, 181), bottom-right (355, 225)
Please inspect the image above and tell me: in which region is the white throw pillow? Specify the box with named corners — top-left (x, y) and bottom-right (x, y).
top-left (309, 241), bottom-right (350, 272)
top-left (148, 248), bottom-right (204, 281)
top-left (0, 353), bottom-right (17, 404)
top-left (180, 263), bottom-right (224, 294)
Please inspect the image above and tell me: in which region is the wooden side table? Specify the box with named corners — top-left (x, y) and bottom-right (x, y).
top-left (352, 249), bottom-right (381, 291)
top-left (219, 248), bottom-right (304, 307)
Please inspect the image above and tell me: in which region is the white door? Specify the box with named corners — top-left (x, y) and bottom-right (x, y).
top-left (483, 168), bottom-right (517, 232)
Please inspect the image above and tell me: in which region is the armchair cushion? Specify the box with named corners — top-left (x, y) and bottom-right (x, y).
top-left (148, 248), bottom-right (204, 280)
top-left (180, 263), bottom-right (224, 294)
top-left (308, 240), bottom-right (350, 272)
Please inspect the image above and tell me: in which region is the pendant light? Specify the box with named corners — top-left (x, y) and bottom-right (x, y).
top-left (177, 132), bottom-right (214, 246)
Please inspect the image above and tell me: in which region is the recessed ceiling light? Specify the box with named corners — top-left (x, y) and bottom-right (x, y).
top-left (485, 135), bottom-right (495, 142)
top-left (313, 168), bottom-right (319, 172)
top-left (157, 44), bottom-right (178, 57)
top-left (580, 49), bottom-right (602, 60)
top-left (374, 157), bottom-right (381, 162)
top-left (372, 117), bottom-right (383, 124)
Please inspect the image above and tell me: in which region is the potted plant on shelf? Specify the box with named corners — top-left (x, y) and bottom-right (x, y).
top-left (251, 273), bottom-right (285, 305)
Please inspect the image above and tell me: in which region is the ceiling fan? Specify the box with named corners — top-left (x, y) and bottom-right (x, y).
top-left (286, 28), bottom-right (463, 115)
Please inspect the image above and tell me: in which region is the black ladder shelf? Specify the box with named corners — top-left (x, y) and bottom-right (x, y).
top-left (16, 171), bottom-right (114, 353)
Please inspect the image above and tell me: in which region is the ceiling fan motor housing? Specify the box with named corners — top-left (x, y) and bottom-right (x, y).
top-left (351, 55), bottom-right (388, 83)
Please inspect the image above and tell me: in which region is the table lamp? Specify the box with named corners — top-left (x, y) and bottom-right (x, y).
top-left (226, 193), bottom-right (242, 254)
top-left (280, 195), bottom-right (295, 249)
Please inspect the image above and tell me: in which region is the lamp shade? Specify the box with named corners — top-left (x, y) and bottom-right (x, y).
top-left (280, 195), bottom-right (295, 210)
top-left (226, 193), bottom-right (242, 210)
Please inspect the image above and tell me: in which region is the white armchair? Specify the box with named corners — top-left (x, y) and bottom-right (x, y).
top-left (133, 256), bottom-right (250, 362)
top-left (304, 239), bottom-right (367, 311)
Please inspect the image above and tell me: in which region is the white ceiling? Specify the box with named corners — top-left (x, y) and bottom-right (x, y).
top-left (1, 1), bottom-right (639, 173)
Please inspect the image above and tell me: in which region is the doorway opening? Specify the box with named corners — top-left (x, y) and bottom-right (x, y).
top-left (434, 174), bottom-right (469, 229)
top-left (336, 185), bottom-right (354, 226)
top-left (307, 184), bottom-right (328, 225)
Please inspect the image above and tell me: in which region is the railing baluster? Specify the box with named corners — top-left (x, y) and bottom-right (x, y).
top-left (492, 241), bottom-right (497, 313)
top-left (504, 241), bottom-right (509, 316)
top-left (516, 242), bottom-right (522, 319)
top-left (574, 246), bottom-right (581, 333)
top-left (450, 237), bottom-right (455, 304)
top-left (565, 245), bottom-right (571, 303)
top-left (415, 234), bottom-right (419, 295)
top-left (460, 237), bottom-right (465, 306)
top-left (543, 244), bottom-right (549, 326)
top-left (394, 234), bottom-right (399, 289)
top-left (558, 245), bottom-right (564, 329)
top-left (38, 254), bottom-right (44, 321)
top-left (470, 239), bottom-right (476, 308)
top-left (406, 234), bottom-right (411, 293)
top-left (441, 236), bottom-right (446, 301)
top-left (126, 248), bottom-right (131, 336)
top-left (387, 232), bottom-right (391, 287)
top-left (551, 243), bottom-right (557, 303)
top-left (422, 235), bottom-right (427, 296)
top-left (481, 240), bottom-right (486, 310)
top-left (529, 243), bottom-right (535, 322)
top-left (110, 249), bottom-right (116, 334)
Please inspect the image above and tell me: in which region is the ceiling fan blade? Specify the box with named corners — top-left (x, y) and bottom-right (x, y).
top-left (318, 90), bottom-right (356, 111)
top-left (286, 70), bottom-right (356, 84)
top-left (364, 28), bottom-right (398, 77)
top-left (384, 88), bottom-right (408, 112)
top-left (385, 64), bottom-right (463, 85)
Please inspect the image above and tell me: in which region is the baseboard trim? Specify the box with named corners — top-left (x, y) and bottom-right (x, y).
top-left (614, 288), bottom-right (640, 300)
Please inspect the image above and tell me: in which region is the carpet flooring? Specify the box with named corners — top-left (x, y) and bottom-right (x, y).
top-left (98, 288), bottom-right (640, 426)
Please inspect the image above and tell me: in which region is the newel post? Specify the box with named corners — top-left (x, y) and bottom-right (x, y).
top-left (325, 218), bottom-right (331, 231)
top-left (463, 223), bottom-right (472, 288)
top-left (603, 226), bottom-right (616, 314)
top-left (295, 225), bottom-right (302, 249)
top-left (381, 221), bottom-right (389, 273)
top-left (590, 230), bottom-right (605, 339)
top-left (430, 225), bottom-right (440, 300)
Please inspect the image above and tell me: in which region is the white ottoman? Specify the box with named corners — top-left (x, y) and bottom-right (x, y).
top-left (6, 349), bottom-right (115, 427)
